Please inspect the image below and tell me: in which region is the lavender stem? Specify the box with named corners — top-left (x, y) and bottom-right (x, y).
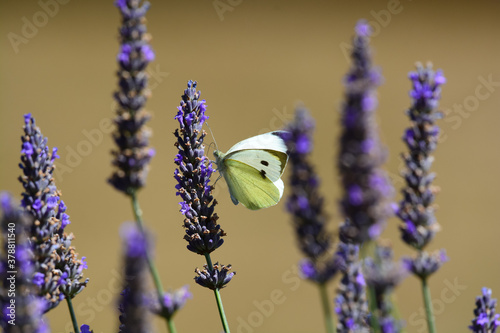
top-left (422, 277), bottom-right (437, 333)
top-left (66, 297), bottom-right (79, 333)
top-left (130, 190), bottom-right (176, 332)
top-left (204, 253), bottom-right (231, 333)
top-left (319, 283), bottom-right (336, 333)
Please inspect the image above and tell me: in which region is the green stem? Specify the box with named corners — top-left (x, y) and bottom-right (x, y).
top-left (368, 286), bottom-right (381, 333)
top-left (167, 317), bottom-right (177, 333)
top-left (318, 283), bottom-right (336, 333)
top-left (421, 277), bottom-right (437, 333)
top-left (66, 297), bottom-right (79, 333)
top-left (205, 253), bottom-right (231, 333)
top-left (130, 191), bottom-right (176, 332)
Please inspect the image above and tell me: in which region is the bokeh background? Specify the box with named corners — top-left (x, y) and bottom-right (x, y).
top-left (1, 0), bottom-right (500, 332)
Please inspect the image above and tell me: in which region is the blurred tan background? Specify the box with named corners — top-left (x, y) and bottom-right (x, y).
top-left (1, 0), bottom-right (500, 332)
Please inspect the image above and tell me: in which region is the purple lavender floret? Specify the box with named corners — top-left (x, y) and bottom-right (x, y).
top-left (0, 193), bottom-right (50, 332)
top-left (194, 263), bottom-right (235, 291)
top-left (109, 0), bottom-right (155, 195)
top-left (364, 244), bottom-right (408, 333)
top-left (338, 20), bottom-right (393, 244)
top-left (398, 63), bottom-right (445, 251)
top-left (174, 81), bottom-right (225, 255)
top-left (19, 114), bottom-right (88, 311)
top-left (118, 222), bottom-right (151, 333)
top-left (80, 324), bottom-right (93, 333)
top-left (335, 242), bottom-right (370, 332)
top-left (150, 285), bottom-right (192, 320)
top-left (282, 107), bottom-right (339, 284)
top-left (469, 288), bottom-right (500, 333)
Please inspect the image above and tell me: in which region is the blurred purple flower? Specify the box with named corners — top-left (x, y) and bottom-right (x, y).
top-left (109, 0), bottom-right (155, 195)
top-left (0, 192), bottom-right (50, 332)
top-left (338, 19), bottom-right (393, 244)
top-left (282, 107), bottom-right (339, 284)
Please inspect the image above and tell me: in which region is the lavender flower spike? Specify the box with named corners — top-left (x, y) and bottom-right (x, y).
top-left (469, 288), bottom-right (500, 333)
top-left (118, 222), bottom-right (151, 333)
top-left (364, 244), bottom-right (408, 333)
top-left (398, 63), bottom-right (445, 251)
top-left (174, 80), bottom-right (225, 256)
top-left (109, 0), bottom-right (155, 195)
top-left (19, 114), bottom-right (88, 312)
top-left (282, 106), bottom-right (339, 284)
top-left (0, 193), bottom-right (50, 333)
top-left (335, 242), bottom-right (370, 333)
top-left (338, 20), bottom-right (393, 244)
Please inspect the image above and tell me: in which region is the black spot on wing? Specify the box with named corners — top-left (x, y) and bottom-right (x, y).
top-left (261, 160), bottom-right (269, 166)
top-left (260, 170), bottom-right (267, 179)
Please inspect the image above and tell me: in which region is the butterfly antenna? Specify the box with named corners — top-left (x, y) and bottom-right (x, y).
top-left (205, 121), bottom-right (219, 151)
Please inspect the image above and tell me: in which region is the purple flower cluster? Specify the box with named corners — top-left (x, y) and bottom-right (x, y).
top-left (150, 286), bottom-right (192, 320)
top-left (334, 243), bottom-right (369, 332)
top-left (397, 64), bottom-right (448, 279)
top-left (118, 222), bottom-right (151, 333)
top-left (0, 193), bottom-right (49, 333)
top-left (338, 20), bottom-right (393, 244)
top-left (19, 114), bottom-right (88, 312)
top-left (109, 0), bottom-right (156, 195)
top-left (469, 288), bottom-right (500, 333)
top-left (282, 107), bottom-right (339, 284)
top-left (364, 244), bottom-right (408, 333)
top-left (398, 63), bottom-right (446, 250)
top-left (194, 263), bottom-right (235, 291)
top-left (174, 81), bottom-right (225, 256)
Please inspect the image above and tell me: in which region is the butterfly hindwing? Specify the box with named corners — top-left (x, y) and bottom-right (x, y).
top-left (226, 131), bottom-right (288, 155)
top-left (225, 149), bottom-right (287, 182)
top-left (222, 158), bottom-right (283, 210)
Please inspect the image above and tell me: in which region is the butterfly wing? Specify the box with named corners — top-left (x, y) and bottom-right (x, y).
top-left (225, 149), bottom-right (287, 182)
top-left (224, 131), bottom-right (288, 182)
top-left (221, 158), bottom-right (284, 210)
top-left (226, 131), bottom-right (288, 155)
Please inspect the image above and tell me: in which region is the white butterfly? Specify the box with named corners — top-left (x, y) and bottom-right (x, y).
top-left (213, 131), bottom-right (289, 210)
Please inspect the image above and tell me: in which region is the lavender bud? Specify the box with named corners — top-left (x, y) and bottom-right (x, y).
top-left (402, 250), bottom-right (448, 280)
top-left (109, 0), bottom-right (155, 195)
top-left (150, 285), bottom-right (192, 320)
top-left (194, 263), bottom-right (235, 291)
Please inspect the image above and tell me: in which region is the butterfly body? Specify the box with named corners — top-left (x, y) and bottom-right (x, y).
top-left (214, 131), bottom-right (289, 210)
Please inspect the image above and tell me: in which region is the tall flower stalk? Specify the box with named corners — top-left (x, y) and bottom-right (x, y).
top-left (19, 114), bottom-right (88, 332)
top-left (336, 20), bottom-right (393, 332)
top-left (109, 1), bottom-right (176, 330)
top-left (117, 222), bottom-right (151, 333)
top-left (0, 193), bottom-right (50, 333)
top-left (282, 106), bottom-right (339, 333)
top-left (174, 80), bottom-right (234, 332)
top-left (397, 63), bottom-right (447, 333)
